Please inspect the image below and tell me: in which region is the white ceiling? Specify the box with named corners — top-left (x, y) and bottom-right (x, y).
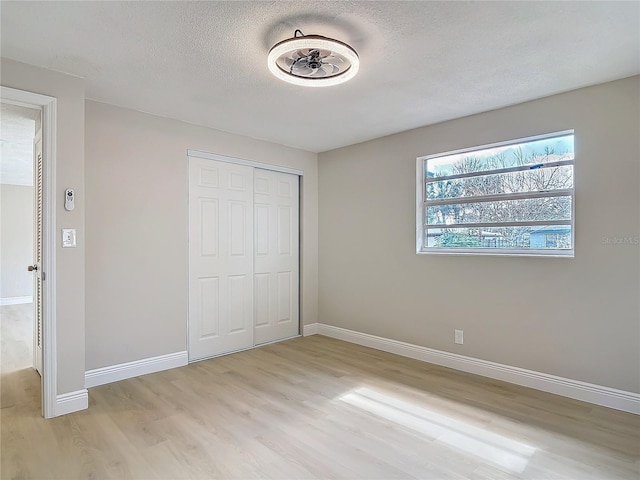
top-left (0, 102), bottom-right (38, 186)
top-left (1, 1), bottom-right (638, 153)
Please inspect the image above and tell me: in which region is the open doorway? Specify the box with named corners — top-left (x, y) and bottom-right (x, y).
top-left (0, 101), bottom-right (41, 411)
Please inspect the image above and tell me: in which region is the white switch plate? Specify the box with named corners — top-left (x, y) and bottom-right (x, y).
top-left (62, 229), bottom-right (76, 248)
top-left (455, 329), bottom-right (464, 345)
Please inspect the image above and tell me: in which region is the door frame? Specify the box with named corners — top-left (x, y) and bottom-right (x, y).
top-left (186, 149), bottom-right (303, 360)
top-left (187, 150), bottom-right (303, 177)
top-left (1, 86), bottom-right (58, 419)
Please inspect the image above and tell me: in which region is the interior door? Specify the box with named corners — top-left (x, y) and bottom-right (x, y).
top-left (32, 128), bottom-right (43, 376)
top-left (189, 158), bottom-right (254, 361)
top-left (254, 169), bottom-right (299, 345)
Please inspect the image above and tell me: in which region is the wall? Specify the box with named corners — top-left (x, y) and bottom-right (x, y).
top-left (84, 101), bottom-right (318, 370)
top-left (1, 58), bottom-right (86, 395)
top-left (318, 76), bottom-right (640, 393)
top-left (1, 184), bottom-right (34, 300)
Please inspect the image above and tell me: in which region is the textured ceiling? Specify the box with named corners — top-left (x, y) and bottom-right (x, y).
top-left (0, 103), bottom-right (38, 186)
top-left (1, 1), bottom-right (638, 153)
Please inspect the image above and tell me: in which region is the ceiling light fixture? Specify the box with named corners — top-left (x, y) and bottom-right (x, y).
top-left (268, 29), bottom-right (359, 87)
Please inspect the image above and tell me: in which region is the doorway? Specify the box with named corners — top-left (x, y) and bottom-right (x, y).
top-left (0, 101), bottom-right (41, 407)
top-left (188, 152), bottom-right (301, 361)
top-left (1, 86), bottom-right (57, 418)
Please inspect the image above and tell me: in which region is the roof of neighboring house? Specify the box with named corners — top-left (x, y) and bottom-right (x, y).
top-left (529, 226), bottom-right (571, 235)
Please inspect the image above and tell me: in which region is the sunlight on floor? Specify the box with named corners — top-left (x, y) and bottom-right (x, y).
top-left (339, 387), bottom-right (536, 473)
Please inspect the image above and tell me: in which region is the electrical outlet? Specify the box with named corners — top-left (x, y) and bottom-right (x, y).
top-left (455, 329), bottom-right (464, 345)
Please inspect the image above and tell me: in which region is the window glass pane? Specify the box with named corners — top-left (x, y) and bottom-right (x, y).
top-left (426, 196), bottom-right (572, 225)
top-left (426, 134), bottom-right (574, 178)
top-left (419, 132), bottom-right (575, 254)
top-left (426, 165), bottom-right (573, 201)
top-left (425, 226), bottom-right (573, 250)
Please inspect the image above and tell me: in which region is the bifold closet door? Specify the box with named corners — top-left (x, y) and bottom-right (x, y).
top-left (254, 169), bottom-right (299, 345)
top-left (189, 158), bottom-right (254, 361)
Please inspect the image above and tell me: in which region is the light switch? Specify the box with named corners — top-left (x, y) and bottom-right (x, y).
top-left (62, 229), bottom-right (76, 248)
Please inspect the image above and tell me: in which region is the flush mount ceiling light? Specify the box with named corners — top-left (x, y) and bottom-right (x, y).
top-left (268, 29), bottom-right (359, 87)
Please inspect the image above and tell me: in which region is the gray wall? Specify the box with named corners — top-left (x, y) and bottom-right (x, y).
top-left (1, 184), bottom-right (34, 299)
top-left (318, 76), bottom-right (640, 393)
top-left (84, 101), bottom-right (318, 370)
top-left (1, 58), bottom-right (86, 395)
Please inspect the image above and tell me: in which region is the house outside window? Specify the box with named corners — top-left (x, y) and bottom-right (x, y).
top-left (416, 131), bottom-right (575, 256)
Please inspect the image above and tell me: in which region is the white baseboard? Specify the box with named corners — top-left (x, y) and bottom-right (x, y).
top-left (0, 296), bottom-right (33, 306)
top-left (305, 323), bottom-right (640, 415)
top-left (85, 351), bottom-right (188, 388)
top-left (55, 389), bottom-right (88, 416)
top-left (302, 323), bottom-right (319, 336)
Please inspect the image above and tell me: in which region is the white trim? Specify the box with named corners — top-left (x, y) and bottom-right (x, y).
top-left (305, 323), bottom-right (640, 415)
top-left (1, 86), bottom-right (58, 419)
top-left (0, 87), bottom-right (55, 107)
top-left (187, 149), bottom-right (303, 176)
top-left (254, 334), bottom-right (301, 347)
top-left (0, 296), bottom-right (33, 306)
top-left (188, 337), bottom-right (302, 364)
top-left (42, 97), bottom-right (57, 418)
top-left (85, 351), bottom-right (188, 388)
top-left (302, 323), bottom-right (319, 336)
top-left (418, 129), bottom-right (575, 162)
top-left (417, 248), bottom-right (574, 258)
top-left (416, 158), bottom-right (424, 253)
top-left (188, 345), bottom-right (256, 364)
top-left (55, 389), bottom-right (88, 417)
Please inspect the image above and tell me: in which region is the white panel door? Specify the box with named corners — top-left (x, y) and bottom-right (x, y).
top-left (33, 129), bottom-right (43, 376)
top-left (189, 158), bottom-right (254, 360)
top-left (254, 169), bottom-right (299, 345)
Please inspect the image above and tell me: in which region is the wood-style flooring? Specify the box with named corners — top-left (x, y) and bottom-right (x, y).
top-left (2, 305), bottom-right (639, 479)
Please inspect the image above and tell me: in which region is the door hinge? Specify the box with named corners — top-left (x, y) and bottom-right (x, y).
top-left (42, 272), bottom-right (46, 281)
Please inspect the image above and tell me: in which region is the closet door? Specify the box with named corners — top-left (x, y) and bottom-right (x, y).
top-left (254, 169), bottom-right (299, 345)
top-left (189, 158), bottom-right (254, 360)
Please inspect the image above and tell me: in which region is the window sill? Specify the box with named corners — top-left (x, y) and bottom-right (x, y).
top-left (417, 248), bottom-right (574, 258)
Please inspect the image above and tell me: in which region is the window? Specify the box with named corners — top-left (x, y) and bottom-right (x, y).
top-left (416, 131), bottom-right (574, 256)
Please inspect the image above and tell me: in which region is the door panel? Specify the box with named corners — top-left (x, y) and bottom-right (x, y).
top-left (278, 205), bottom-right (292, 255)
top-left (189, 158), bottom-right (254, 360)
top-left (33, 129), bottom-right (43, 376)
top-left (255, 205), bottom-right (269, 255)
top-left (254, 169), bottom-right (299, 345)
top-left (198, 277), bottom-right (219, 337)
top-left (229, 201), bottom-right (247, 256)
top-left (254, 273), bottom-right (270, 327)
top-left (277, 271), bottom-right (292, 323)
top-left (199, 199), bottom-right (218, 256)
top-left (228, 274), bottom-right (249, 333)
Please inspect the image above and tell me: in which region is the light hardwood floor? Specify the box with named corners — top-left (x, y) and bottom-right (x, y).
top-left (1, 309), bottom-right (639, 479)
top-left (0, 303), bottom-right (33, 374)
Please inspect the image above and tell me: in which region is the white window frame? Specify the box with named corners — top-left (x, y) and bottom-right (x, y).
top-left (416, 130), bottom-right (575, 257)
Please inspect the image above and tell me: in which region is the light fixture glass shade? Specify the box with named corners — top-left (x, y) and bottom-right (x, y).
top-left (268, 34), bottom-right (359, 87)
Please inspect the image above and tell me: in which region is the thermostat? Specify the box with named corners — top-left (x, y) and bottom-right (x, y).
top-left (64, 188), bottom-right (75, 211)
